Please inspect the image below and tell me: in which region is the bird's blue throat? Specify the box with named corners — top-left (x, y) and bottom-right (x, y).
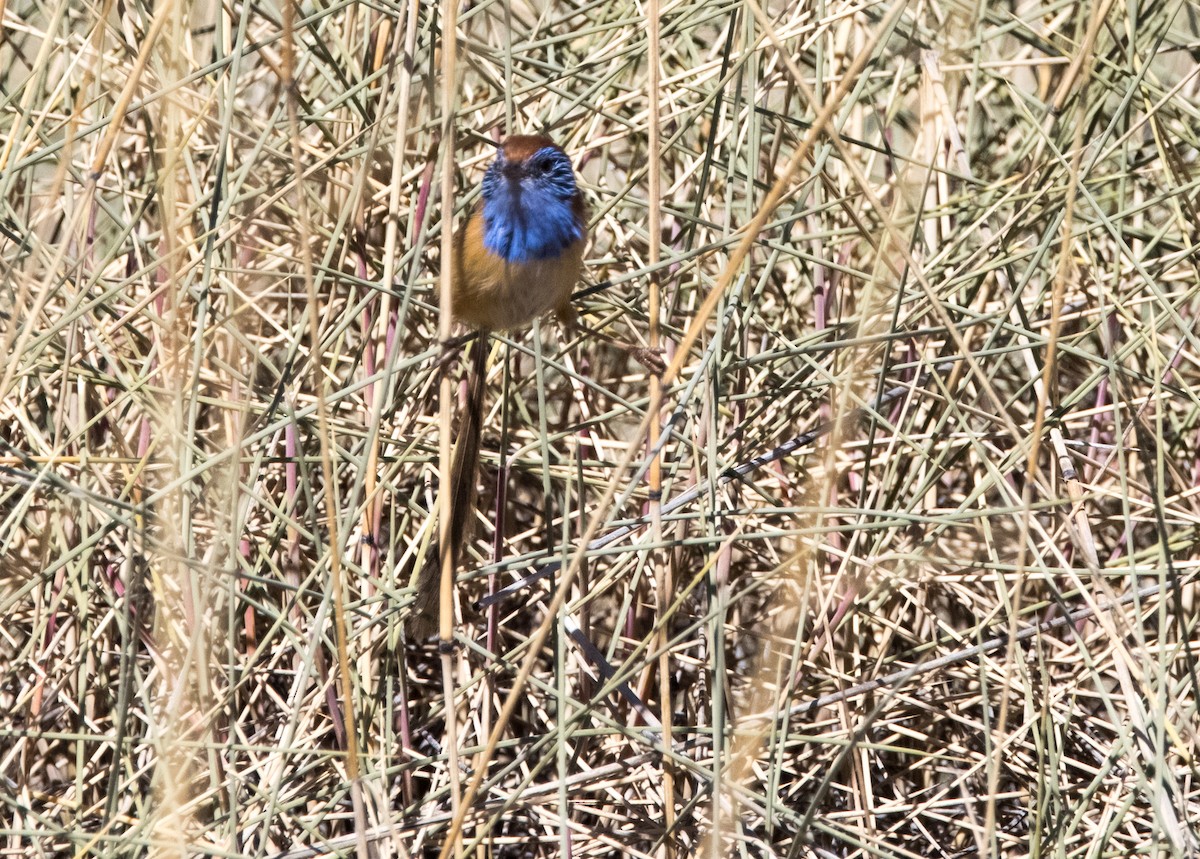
top-left (480, 147), bottom-right (584, 264)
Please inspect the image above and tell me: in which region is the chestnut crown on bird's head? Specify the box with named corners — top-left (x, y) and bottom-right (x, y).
top-left (479, 135), bottom-right (585, 264)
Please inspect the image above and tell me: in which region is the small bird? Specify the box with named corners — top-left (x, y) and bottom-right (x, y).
top-left (409, 135), bottom-right (588, 639)
top-left (409, 135), bottom-right (659, 638)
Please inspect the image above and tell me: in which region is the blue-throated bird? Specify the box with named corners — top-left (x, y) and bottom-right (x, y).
top-left (409, 135), bottom-right (658, 637)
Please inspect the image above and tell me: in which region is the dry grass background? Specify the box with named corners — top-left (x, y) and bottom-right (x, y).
top-left (4, 0), bottom-right (1200, 855)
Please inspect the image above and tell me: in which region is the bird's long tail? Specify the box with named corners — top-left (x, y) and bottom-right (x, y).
top-left (409, 334), bottom-right (488, 639)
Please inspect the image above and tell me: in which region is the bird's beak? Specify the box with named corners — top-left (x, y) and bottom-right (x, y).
top-left (501, 161), bottom-right (525, 181)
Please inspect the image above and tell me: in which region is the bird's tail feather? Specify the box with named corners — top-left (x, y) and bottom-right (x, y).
top-left (409, 335), bottom-right (488, 639)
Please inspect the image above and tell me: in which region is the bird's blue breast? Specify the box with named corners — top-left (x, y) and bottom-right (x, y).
top-left (481, 191), bottom-right (583, 263)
